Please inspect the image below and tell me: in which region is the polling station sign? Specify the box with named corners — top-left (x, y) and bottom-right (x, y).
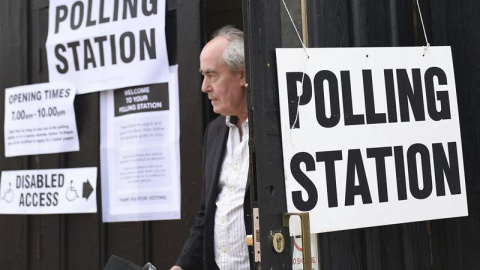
top-left (46, 0), bottom-right (170, 94)
top-left (276, 47), bottom-right (467, 234)
top-left (0, 168), bottom-right (97, 214)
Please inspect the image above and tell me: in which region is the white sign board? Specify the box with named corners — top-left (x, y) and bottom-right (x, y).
top-left (4, 82), bottom-right (79, 157)
top-left (276, 47), bottom-right (467, 233)
top-left (0, 167), bottom-right (97, 214)
top-left (46, 0), bottom-right (170, 94)
top-left (100, 66), bottom-right (180, 222)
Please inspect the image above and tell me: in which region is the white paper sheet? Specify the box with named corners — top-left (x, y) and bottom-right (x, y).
top-left (46, 0), bottom-right (170, 94)
top-left (0, 167), bottom-right (97, 214)
top-left (276, 47), bottom-right (467, 234)
top-left (4, 82), bottom-right (79, 157)
top-left (100, 65), bottom-right (180, 222)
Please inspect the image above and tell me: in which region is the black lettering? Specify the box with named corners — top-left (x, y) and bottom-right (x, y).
top-left (142, 0), bottom-right (158, 15)
top-left (25, 175), bottom-right (30, 189)
top-left (113, 0), bottom-right (120, 21)
top-left (407, 143), bottom-right (432, 199)
top-left (384, 69), bottom-right (398, 123)
top-left (314, 70), bottom-right (340, 128)
top-left (19, 193), bottom-right (25, 206)
top-left (110, 34), bottom-right (117, 65)
top-left (286, 72), bottom-right (312, 129)
top-left (46, 193), bottom-right (53, 206)
top-left (55, 44), bottom-right (69, 74)
top-left (45, 174), bottom-right (50, 188)
top-left (26, 193), bottom-right (32, 206)
top-left (363, 70), bottom-right (387, 124)
top-left (67, 41), bottom-right (81, 71)
top-left (99, 0), bottom-right (110, 23)
top-left (120, 32), bottom-right (135, 63)
top-left (433, 142), bottom-right (461, 196)
top-left (48, 89), bottom-right (57, 98)
top-left (30, 175), bottom-right (36, 188)
top-left (16, 175), bottom-right (21, 189)
top-left (53, 192), bottom-right (59, 206)
top-left (398, 69), bottom-right (425, 122)
top-left (84, 39), bottom-right (97, 69)
top-left (425, 67), bottom-right (451, 121)
top-left (345, 149), bottom-right (372, 206)
top-left (55, 5), bottom-right (68, 33)
top-left (51, 174), bottom-right (57, 188)
top-left (32, 193), bottom-right (38, 206)
top-left (140, 28), bottom-right (156, 60)
top-left (47, 88), bottom-right (59, 98)
top-left (341, 71), bottom-right (364, 126)
top-left (94, 36), bottom-right (108, 66)
top-left (86, 0), bottom-right (96, 26)
top-left (316, 150), bottom-right (342, 208)
top-left (71, 1), bottom-right (85, 30)
top-left (37, 174), bottom-right (44, 188)
top-left (367, 147), bottom-right (393, 203)
top-left (290, 152), bottom-right (318, 211)
top-left (58, 174), bottom-right (65, 187)
top-left (40, 193), bottom-right (46, 207)
top-left (123, 0), bottom-right (138, 19)
top-left (394, 146), bottom-right (408, 200)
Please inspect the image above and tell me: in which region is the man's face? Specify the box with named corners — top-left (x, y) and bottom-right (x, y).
top-left (200, 37), bottom-right (246, 117)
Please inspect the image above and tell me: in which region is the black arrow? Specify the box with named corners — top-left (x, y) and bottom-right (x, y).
top-left (82, 180), bottom-right (94, 200)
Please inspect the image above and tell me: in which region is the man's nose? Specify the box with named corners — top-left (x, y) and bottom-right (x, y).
top-left (201, 77), bottom-right (210, 93)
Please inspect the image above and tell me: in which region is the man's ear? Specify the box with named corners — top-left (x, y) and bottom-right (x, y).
top-left (239, 69), bottom-right (246, 86)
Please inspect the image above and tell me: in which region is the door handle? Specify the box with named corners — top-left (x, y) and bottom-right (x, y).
top-left (282, 212), bottom-right (312, 270)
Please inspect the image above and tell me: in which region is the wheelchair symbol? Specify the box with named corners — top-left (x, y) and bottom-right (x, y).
top-left (2, 182), bottom-right (14, 203)
top-left (66, 180), bottom-right (79, 201)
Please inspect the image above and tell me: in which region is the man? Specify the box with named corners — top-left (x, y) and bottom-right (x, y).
top-left (170, 26), bottom-right (252, 270)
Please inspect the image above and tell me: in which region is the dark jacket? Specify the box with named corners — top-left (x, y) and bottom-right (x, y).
top-left (176, 116), bottom-right (252, 270)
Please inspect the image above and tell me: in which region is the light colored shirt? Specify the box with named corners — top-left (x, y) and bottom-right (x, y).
top-left (214, 116), bottom-right (250, 270)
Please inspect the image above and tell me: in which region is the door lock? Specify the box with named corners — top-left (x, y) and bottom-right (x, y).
top-left (272, 232), bottom-right (285, 253)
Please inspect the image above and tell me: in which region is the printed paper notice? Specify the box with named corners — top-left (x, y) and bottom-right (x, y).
top-left (100, 65), bottom-right (180, 222)
top-left (4, 82), bottom-right (79, 157)
top-left (0, 167), bottom-right (97, 214)
top-left (276, 47), bottom-right (467, 234)
top-left (46, 0), bottom-right (170, 94)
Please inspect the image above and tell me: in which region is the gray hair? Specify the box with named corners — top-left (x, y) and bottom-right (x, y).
top-left (212, 26), bottom-right (245, 72)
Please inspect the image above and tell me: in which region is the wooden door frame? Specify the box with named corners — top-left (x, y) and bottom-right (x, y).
top-left (243, 0), bottom-right (292, 269)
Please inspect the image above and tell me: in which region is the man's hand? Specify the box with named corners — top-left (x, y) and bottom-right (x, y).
top-left (169, 266), bottom-right (183, 270)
